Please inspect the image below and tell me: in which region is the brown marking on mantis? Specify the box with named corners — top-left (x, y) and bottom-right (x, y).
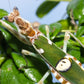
top-left (15, 18), bottom-right (30, 29)
top-left (20, 27), bottom-right (36, 37)
top-left (79, 62), bottom-right (82, 66)
top-left (15, 17), bottom-right (36, 37)
top-left (73, 57), bottom-right (77, 61)
top-left (62, 79), bottom-right (68, 84)
top-left (55, 74), bottom-right (61, 80)
top-left (51, 69), bottom-right (55, 73)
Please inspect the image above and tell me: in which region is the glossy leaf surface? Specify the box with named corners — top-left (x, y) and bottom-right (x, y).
top-left (36, 1), bottom-right (59, 18)
top-left (0, 9), bottom-right (8, 19)
top-left (11, 52), bottom-right (53, 83)
top-left (1, 59), bottom-right (35, 84)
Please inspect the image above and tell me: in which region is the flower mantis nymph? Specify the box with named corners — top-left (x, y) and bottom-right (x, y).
top-left (0, 7), bottom-right (84, 84)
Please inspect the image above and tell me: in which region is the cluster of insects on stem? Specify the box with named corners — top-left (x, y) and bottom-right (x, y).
top-left (0, 7), bottom-right (84, 84)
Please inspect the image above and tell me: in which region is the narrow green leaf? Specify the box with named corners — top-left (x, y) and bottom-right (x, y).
top-left (36, 1), bottom-right (59, 18)
top-left (0, 9), bottom-right (8, 19)
top-left (34, 35), bottom-right (65, 67)
top-left (34, 35), bottom-right (84, 84)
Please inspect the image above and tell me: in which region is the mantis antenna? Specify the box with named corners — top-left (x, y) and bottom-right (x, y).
top-left (7, 0), bottom-right (11, 12)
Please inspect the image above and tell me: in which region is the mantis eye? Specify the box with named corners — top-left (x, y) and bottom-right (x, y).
top-left (56, 58), bottom-right (71, 72)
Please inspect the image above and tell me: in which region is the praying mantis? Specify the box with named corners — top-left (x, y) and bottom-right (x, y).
top-left (0, 7), bottom-right (84, 84)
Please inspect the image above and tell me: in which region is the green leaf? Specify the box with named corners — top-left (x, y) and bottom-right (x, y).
top-left (39, 24), bottom-right (47, 35)
top-left (36, 1), bottom-right (59, 18)
top-left (1, 59), bottom-right (35, 84)
top-left (0, 45), bottom-right (6, 65)
top-left (49, 22), bottom-right (62, 39)
top-left (80, 57), bottom-right (84, 63)
top-left (68, 37), bottom-right (84, 61)
top-left (11, 52), bottom-right (53, 83)
top-left (39, 23), bottom-right (62, 40)
top-left (76, 26), bottom-right (84, 37)
top-left (58, 19), bottom-right (72, 30)
top-left (67, 0), bottom-right (84, 24)
top-left (54, 36), bottom-right (64, 48)
top-left (78, 37), bottom-right (84, 45)
top-left (0, 57), bottom-right (5, 65)
top-left (67, 44), bottom-right (80, 60)
top-left (0, 9), bottom-right (8, 19)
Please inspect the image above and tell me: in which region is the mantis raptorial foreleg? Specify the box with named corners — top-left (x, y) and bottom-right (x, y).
top-left (69, 32), bottom-right (84, 48)
top-left (63, 31), bottom-right (70, 53)
top-left (45, 25), bottom-right (50, 39)
top-left (62, 30), bottom-right (84, 49)
top-left (37, 70), bottom-right (51, 84)
top-left (63, 31), bottom-right (84, 71)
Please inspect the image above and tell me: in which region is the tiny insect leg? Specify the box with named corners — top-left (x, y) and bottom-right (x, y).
top-left (45, 25), bottom-right (50, 39)
top-left (63, 31), bottom-right (70, 53)
top-left (21, 49), bottom-right (41, 59)
top-left (19, 49), bottom-right (40, 70)
top-left (37, 70), bottom-right (51, 84)
top-left (69, 32), bottom-right (84, 48)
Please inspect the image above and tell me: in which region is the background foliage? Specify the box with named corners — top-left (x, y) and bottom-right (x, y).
top-left (0, 0), bottom-right (84, 84)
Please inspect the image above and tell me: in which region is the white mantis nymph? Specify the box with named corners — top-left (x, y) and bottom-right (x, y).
top-left (0, 7), bottom-right (84, 84)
